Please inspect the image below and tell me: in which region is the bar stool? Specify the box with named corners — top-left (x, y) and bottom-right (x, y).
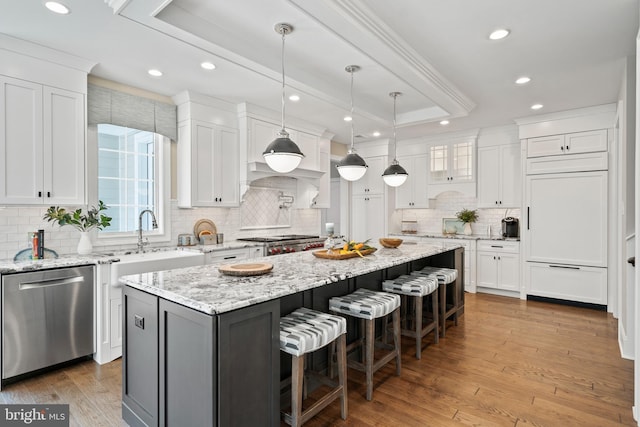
top-left (411, 266), bottom-right (458, 337)
top-left (280, 307), bottom-right (348, 427)
top-left (382, 274), bottom-right (439, 359)
top-left (329, 288), bottom-right (401, 401)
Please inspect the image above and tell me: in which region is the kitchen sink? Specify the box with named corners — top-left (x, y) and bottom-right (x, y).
top-left (112, 249), bottom-right (205, 278)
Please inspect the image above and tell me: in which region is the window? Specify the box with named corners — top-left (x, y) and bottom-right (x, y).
top-left (97, 124), bottom-right (161, 235)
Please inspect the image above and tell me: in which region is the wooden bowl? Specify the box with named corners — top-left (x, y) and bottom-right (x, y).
top-left (379, 238), bottom-right (403, 248)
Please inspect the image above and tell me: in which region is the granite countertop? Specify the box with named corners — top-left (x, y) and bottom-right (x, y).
top-left (0, 240), bottom-right (264, 274)
top-left (391, 232), bottom-right (520, 242)
top-left (119, 242), bottom-right (460, 315)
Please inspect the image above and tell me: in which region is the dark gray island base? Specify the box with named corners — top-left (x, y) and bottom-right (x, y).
top-left (120, 244), bottom-right (463, 427)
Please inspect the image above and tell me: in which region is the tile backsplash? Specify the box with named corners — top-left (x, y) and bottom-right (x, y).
top-left (390, 191), bottom-right (521, 237)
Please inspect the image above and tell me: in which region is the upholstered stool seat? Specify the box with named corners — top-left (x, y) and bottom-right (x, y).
top-left (411, 266), bottom-right (459, 337)
top-left (280, 308), bottom-right (348, 426)
top-left (383, 275), bottom-right (439, 359)
top-left (329, 288), bottom-right (401, 401)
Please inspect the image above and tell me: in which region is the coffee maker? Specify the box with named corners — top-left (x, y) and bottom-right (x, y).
top-left (501, 217), bottom-right (519, 238)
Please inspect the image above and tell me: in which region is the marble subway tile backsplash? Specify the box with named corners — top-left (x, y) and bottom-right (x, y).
top-left (392, 191), bottom-right (521, 237)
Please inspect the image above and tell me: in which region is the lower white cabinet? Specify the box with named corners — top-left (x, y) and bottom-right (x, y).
top-left (205, 246), bottom-right (264, 264)
top-left (95, 264), bottom-right (123, 365)
top-left (476, 241), bottom-right (520, 294)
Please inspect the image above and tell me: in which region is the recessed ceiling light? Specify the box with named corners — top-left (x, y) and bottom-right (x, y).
top-left (372, 131), bottom-right (381, 137)
top-left (44, 1), bottom-right (70, 14)
top-left (343, 116), bottom-right (352, 122)
top-left (440, 120), bottom-right (450, 125)
top-left (289, 94), bottom-right (300, 102)
top-left (148, 69), bottom-right (163, 77)
top-left (516, 76), bottom-right (531, 85)
top-left (489, 29), bottom-right (510, 40)
top-left (531, 103), bottom-right (543, 110)
top-left (200, 62), bottom-right (216, 70)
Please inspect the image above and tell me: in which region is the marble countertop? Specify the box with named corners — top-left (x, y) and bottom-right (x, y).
top-left (119, 243), bottom-right (460, 315)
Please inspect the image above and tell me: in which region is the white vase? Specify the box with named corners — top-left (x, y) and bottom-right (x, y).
top-left (77, 232), bottom-right (92, 255)
top-left (463, 222), bottom-right (473, 235)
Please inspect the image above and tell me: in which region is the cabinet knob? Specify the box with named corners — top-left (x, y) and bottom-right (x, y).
top-left (38, 191), bottom-right (42, 198)
top-left (47, 191), bottom-right (51, 198)
top-left (560, 146), bottom-right (564, 151)
top-left (565, 145), bottom-right (569, 151)
top-left (499, 201), bottom-right (502, 204)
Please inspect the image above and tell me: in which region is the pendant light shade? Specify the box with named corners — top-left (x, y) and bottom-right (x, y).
top-left (263, 23), bottom-right (304, 173)
top-left (383, 92), bottom-right (408, 187)
top-left (337, 65), bottom-right (368, 181)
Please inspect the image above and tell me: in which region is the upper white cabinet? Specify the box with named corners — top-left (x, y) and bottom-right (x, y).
top-left (0, 75), bottom-right (85, 205)
top-left (351, 193), bottom-right (385, 243)
top-left (177, 119), bottom-right (239, 207)
top-left (477, 144), bottom-right (521, 208)
top-left (311, 138), bottom-right (331, 208)
top-left (352, 155), bottom-right (386, 195)
top-left (527, 129), bottom-right (607, 158)
top-left (425, 132), bottom-right (477, 198)
top-left (395, 154), bottom-right (429, 208)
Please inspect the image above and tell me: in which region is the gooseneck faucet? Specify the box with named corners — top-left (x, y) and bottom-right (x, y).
top-left (137, 209), bottom-right (158, 252)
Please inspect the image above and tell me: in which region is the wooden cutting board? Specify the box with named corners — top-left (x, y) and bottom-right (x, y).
top-left (218, 262), bottom-right (273, 276)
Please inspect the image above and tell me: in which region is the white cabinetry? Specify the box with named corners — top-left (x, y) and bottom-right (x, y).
top-left (351, 193), bottom-right (385, 243)
top-left (477, 144), bottom-right (521, 208)
top-left (312, 138), bottom-right (331, 208)
top-left (395, 154), bottom-right (429, 208)
top-left (426, 134), bottom-right (477, 198)
top-left (527, 129), bottom-right (607, 158)
top-left (95, 263), bottom-right (123, 365)
top-left (177, 120), bottom-right (239, 207)
top-left (476, 240), bottom-right (520, 295)
top-left (352, 156), bottom-right (385, 195)
top-left (0, 75), bottom-right (85, 205)
top-left (205, 246), bottom-right (264, 264)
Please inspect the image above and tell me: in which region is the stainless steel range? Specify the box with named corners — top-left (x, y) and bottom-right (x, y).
top-left (237, 235), bottom-right (325, 256)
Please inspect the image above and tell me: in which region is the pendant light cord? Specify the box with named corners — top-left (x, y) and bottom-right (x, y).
top-left (280, 29), bottom-right (286, 132)
top-left (349, 68), bottom-right (355, 152)
top-left (392, 93), bottom-right (397, 162)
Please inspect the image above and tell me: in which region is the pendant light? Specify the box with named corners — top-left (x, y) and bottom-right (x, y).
top-left (336, 65), bottom-right (368, 181)
top-left (382, 92), bottom-right (408, 187)
top-left (263, 23), bottom-right (304, 173)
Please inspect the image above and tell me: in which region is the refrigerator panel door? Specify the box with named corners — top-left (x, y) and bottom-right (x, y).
top-left (525, 262), bottom-right (607, 305)
top-left (526, 171), bottom-right (607, 267)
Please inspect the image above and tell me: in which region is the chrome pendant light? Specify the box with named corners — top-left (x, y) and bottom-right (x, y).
top-left (336, 65), bottom-right (368, 181)
top-left (382, 92), bottom-right (408, 187)
top-left (263, 23), bottom-right (304, 173)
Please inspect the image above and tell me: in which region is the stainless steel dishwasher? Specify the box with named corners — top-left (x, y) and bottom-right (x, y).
top-left (2, 265), bottom-right (94, 381)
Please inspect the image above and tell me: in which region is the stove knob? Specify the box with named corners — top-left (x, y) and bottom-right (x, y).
top-left (290, 248), bottom-right (296, 253)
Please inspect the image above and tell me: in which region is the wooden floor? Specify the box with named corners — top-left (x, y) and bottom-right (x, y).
top-left (0, 293), bottom-right (635, 426)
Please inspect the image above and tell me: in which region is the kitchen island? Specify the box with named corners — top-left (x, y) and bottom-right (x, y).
top-left (120, 243), bottom-right (463, 427)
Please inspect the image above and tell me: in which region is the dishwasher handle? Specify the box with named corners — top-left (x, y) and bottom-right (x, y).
top-left (19, 275), bottom-right (85, 290)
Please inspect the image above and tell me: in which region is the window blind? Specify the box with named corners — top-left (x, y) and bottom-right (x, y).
top-left (88, 84), bottom-right (177, 140)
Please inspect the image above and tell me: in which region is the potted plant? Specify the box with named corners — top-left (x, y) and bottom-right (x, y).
top-left (456, 208), bottom-right (478, 235)
top-left (43, 201), bottom-right (112, 255)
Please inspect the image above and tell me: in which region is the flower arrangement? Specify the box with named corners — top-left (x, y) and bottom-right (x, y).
top-left (456, 208), bottom-right (478, 224)
top-left (43, 201), bottom-right (112, 232)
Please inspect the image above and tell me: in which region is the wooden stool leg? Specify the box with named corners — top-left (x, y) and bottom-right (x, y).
top-left (432, 288), bottom-right (439, 344)
top-left (415, 296), bottom-right (423, 360)
top-left (439, 282), bottom-right (446, 338)
top-left (290, 355), bottom-right (304, 427)
top-left (328, 340), bottom-right (336, 379)
top-left (365, 319), bottom-right (375, 401)
top-left (392, 308), bottom-right (402, 376)
top-left (453, 279), bottom-right (460, 326)
top-left (337, 334), bottom-right (348, 420)
top-left (360, 318), bottom-right (366, 364)
top-left (382, 314), bottom-right (389, 344)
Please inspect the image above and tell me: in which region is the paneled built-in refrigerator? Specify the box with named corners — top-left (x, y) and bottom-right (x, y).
top-left (525, 156), bottom-right (608, 305)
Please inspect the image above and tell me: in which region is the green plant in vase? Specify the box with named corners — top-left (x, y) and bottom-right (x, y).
top-left (456, 208), bottom-right (478, 235)
top-left (43, 201), bottom-right (112, 255)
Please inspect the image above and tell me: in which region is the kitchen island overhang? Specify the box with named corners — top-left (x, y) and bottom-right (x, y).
top-left (120, 243), bottom-right (464, 427)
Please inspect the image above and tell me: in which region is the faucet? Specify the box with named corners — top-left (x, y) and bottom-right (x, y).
top-left (137, 209), bottom-right (158, 252)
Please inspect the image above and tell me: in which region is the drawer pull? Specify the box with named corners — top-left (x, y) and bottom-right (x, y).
top-left (549, 265), bottom-right (580, 270)
top-left (223, 256), bottom-right (237, 260)
top-left (490, 245), bottom-right (503, 248)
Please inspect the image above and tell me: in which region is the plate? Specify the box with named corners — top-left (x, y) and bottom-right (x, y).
top-left (218, 262), bottom-right (273, 276)
top-left (13, 248), bottom-right (59, 261)
top-left (312, 248), bottom-right (376, 260)
top-left (194, 219), bottom-right (217, 239)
